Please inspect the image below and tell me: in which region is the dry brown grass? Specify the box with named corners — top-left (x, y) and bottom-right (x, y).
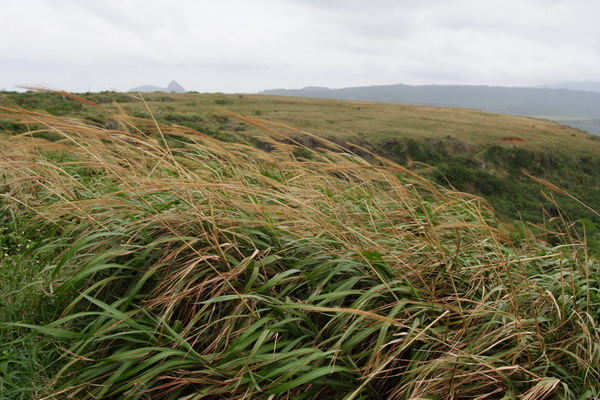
top-left (0, 93), bottom-right (598, 399)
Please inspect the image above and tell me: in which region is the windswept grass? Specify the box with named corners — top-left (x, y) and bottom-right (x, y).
top-left (0, 92), bottom-right (598, 399)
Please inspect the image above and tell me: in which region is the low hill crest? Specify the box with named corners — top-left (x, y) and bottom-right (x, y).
top-left (130, 80), bottom-right (186, 93)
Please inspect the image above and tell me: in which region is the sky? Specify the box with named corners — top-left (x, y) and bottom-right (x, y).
top-left (2, 0), bottom-right (600, 93)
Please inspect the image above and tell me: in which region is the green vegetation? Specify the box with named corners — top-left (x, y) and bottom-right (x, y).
top-left (3, 91), bottom-right (84, 116)
top-left (2, 89), bottom-right (599, 238)
top-left (0, 206), bottom-right (63, 399)
top-left (261, 83), bottom-right (600, 134)
top-left (5, 90), bottom-right (598, 245)
top-left (0, 91), bottom-right (599, 398)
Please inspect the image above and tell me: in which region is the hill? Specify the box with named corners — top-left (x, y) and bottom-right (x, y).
top-left (129, 80), bottom-right (186, 93)
top-left (1, 90), bottom-right (599, 243)
top-left (0, 92), bottom-right (598, 398)
top-left (261, 83), bottom-right (600, 135)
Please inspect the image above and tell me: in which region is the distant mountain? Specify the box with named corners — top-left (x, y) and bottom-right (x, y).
top-left (130, 81), bottom-right (186, 93)
top-left (260, 84), bottom-right (600, 135)
top-left (540, 82), bottom-right (600, 93)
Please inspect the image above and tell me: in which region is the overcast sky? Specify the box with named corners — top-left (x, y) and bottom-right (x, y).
top-left (2, 0), bottom-right (599, 93)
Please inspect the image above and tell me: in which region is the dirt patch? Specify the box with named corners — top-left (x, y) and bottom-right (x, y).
top-left (497, 137), bottom-right (525, 143)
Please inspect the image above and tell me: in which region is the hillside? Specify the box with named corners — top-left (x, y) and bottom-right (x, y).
top-left (0, 92), bottom-right (598, 398)
top-left (1, 90), bottom-right (599, 244)
top-left (261, 83), bottom-right (600, 135)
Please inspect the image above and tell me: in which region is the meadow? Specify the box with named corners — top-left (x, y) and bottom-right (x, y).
top-left (3, 90), bottom-right (599, 230)
top-left (0, 91), bottom-right (598, 399)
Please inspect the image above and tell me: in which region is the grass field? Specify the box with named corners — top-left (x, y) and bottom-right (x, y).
top-left (2, 89), bottom-right (599, 233)
top-left (3, 90), bottom-right (599, 155)
top-left (0, 91), bottom-right (599, 399)
top-left (99, 93), bottom-right (600, 157)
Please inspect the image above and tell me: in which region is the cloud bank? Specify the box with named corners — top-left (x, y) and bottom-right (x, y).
top-left (2, 0), bottom-right (599, 92)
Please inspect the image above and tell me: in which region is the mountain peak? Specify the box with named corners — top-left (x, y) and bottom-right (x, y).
top-left (129, 81), bottom-right (186, 93)
top-left (167, 81), bottom-right (186, 93)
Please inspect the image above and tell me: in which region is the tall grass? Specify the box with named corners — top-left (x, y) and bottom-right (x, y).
top-left (0, 92), bottom-right (598, 399)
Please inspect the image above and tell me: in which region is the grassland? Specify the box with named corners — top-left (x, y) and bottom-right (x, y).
top-left (3, 90), bottom-right (598, 155)
top-left (0, 91), bottom-right (599, 399)
top-left (2, 90), bottom-right (599, 234)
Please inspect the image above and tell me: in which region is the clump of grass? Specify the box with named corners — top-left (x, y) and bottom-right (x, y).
top-left (0, 91), bottom-right (598, 399)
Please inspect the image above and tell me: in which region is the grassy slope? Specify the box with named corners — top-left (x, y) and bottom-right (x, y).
top-left (112, 93), bottom-right (600, 157)
top-left (260, 84), bottom-right (600, 135)
top-left (0, 95), bottom-right (598, 399)
top-left (2, 91), bottom-right (599, 229)
top-left (3, 91), bottom-right (598, 155)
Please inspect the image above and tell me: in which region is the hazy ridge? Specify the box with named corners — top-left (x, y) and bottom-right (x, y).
top-left (129, 80), bottom-right (186, 93)
top-left (540, 81), bottom-right (600, 93)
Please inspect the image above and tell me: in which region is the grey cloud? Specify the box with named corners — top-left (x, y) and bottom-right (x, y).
top-left (1, 0), bottom-right (599, 92)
